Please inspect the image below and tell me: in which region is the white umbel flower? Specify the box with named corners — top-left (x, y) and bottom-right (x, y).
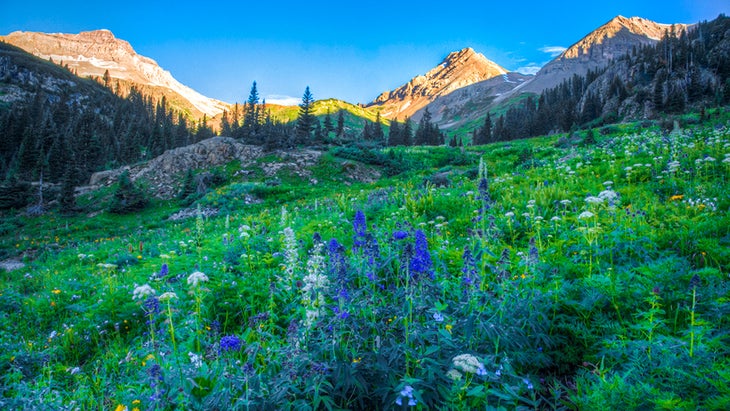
top-left (187, 271), bottom-right (209, 287)
top-left (452, 354), bottom-right (487, 375)
top-left (133, 284), bottom-right (156, 300)
top-left (578, 211), bottom-right (595, 220)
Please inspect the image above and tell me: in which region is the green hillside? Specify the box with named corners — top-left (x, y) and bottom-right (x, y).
top-left (1, 110), bottom-right (728, 409)
top-left (267, 98), bottom-right (389, 134)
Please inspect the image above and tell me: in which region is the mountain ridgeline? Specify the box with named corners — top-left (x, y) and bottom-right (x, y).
top-left (0, 42), bottom-right (208, 193)
top-left (474, 15), bottom-right (730, 143)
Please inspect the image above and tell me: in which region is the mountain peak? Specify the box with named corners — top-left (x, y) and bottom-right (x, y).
top-left (516, 15), bottom-right (690, 94)
top-left (0, 30), bottom-right (228, 118)
top-left (368, 48), bottom-right (507, 119)
top-left (76, 29), bottom-right (119, 41)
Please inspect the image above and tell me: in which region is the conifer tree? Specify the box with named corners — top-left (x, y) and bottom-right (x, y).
top-left (336, 110), bottom-right (345, 137)
top-left (373, 111), bottom-right (385, 143)
top-left (388, 120), bottom-right (402, 146)
top-left (323, 109), bottom-right (334, 138)
top-left (295, 86), bottom-right (316, 144)
top-left (243, 81), bottom-right (261, 141)
top-left (402, 117), bottom-right (413, 146)
top-left (109, 171), bottom-right (148, 214)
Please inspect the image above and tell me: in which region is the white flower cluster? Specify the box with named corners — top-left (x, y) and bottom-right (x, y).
top-left (578, 211), bottom-right (595, 220)
top-left (281, 227), bottom-right (299, 290)
top-left (302, 241), bottom-right (328, 328)
top-left (133, 284), bottom-right (156, 300)
top-left (187, 271), bottom-right (209, 287)
top-left (188, 352), bottom-right (202, 369)
top-left (159, 291), bottom-right (178, 301)
top-left (452, 353), bottom-right (487, 376)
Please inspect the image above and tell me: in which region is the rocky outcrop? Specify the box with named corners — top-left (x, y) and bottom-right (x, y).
top-left (367, 48), bottom-right (509, 120)
top-left (0, 30), bottom-right (229, 118)
top-left (89, 137), bottom-right (265, 199)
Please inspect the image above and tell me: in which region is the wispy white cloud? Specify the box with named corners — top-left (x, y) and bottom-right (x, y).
top-left (265, 95), bottom-right (300, 106)
top-left (516, 64), bottom-right (541, 76)
top-left (539, 46), bottom-right (567, 57)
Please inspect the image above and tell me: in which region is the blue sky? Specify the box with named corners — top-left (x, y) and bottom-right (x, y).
top-left (1, 0), bottom-right (725, 105)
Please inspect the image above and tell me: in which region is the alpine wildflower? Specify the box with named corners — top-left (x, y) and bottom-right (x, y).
top-left (187, 271), bottom-right (209, 287)
top-left (410, 229), bottom-right (433, 280)
top-left (352, 210), bottom-right (367, 252)
top-left (133, 284), bottom-right (156, 300)
top-left (578, 211), bottom-right (595, 220)
top-left (395, 385), bottom-right (417, 407)
top-left (452, 353), bottom-right (487, 376)
top-left (220, 335), bottom-right (243, 352)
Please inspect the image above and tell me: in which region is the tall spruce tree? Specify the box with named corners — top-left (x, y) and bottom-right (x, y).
top-left (323, 109), bottom-right (334, 138)
top-left (336, 110), bottom-right (345, 137)
top-left (388, 120), bottom-right (402, 146)
top-left (295, 86), bottom-right (316, 144)
top-left (242, 81), bottom-right (261, 142)
top-left (373, 111), bottom-right (385, 143)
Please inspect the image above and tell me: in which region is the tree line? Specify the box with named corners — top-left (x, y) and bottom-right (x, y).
top-left (471, 14), bottom-right (730, 144)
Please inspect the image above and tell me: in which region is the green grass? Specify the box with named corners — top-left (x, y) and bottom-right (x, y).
top-left (1, 112), bottom-right (729, 409)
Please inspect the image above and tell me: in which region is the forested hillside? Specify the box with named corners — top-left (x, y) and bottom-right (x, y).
top-left (474, 15), bottom-right (730, 143)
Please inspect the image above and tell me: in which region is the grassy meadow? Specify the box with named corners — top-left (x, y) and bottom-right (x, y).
top-left (1, 112), bottom-right (729, 410)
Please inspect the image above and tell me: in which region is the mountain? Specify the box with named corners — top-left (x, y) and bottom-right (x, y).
top-left (0, 29), bottom-right (228, 119)
top-left (415, 72), bottom-right (532, 130)
top-left (366, 48), bottom-right (509, 120)
top-left (519, 15), bottom-right (691, 94)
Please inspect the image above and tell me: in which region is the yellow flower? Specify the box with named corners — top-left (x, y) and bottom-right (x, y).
top-left (352, 357), bottom-right (361, 364)
top-left (114, 405), bottom-right (127, 411)
top-left (132, 399), bottom-right (141, 405)
top-left (669, 194), bottom-right (684, 201)
top-left (445, 324), bottom-right (453, 334)
top-left (52, 289), bottom-right (61, 294)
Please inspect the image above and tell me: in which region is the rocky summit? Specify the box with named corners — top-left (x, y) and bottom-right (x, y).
top-left (0, 29), bottom-right (228, 119)
top-left (367, 47), bottom-right (509, 120)
top-left (518, 16), bottom-right (691, 94)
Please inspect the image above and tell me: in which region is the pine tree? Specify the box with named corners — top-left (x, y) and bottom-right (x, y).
top-left (388, 120), bottom-right (402, 146)
top-left (58, 167), bottom-right (77, 213)
top-left (220, 110), bottom-right (232, 136)
top-left (109, 171), bottom-right (148, 214)
top-left (373, 111), bottom-right (385, 143)
top-left (243, 81), bottom-right (260, 142)
top-left (402, 117), bottom-right (413, 146)
top-left (103, 69), bottom-right (111, 89)
top-left (295, 86), bottom-right (316, 144)
top-left (336, 110), bottom-right (345, 137)
top-left (475, 113), bottom-right (492, 145)
top-left (178, 168), bottom-right (198, 205)
top-left (323, 109), bottom-right (334, 138)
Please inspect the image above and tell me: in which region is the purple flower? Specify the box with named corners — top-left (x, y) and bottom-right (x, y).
top-left (395, 385), bottom-right (417, 407)
top-left (462, 245), bottom-right (479, 291)
top-left (159, 263), bottom-right (169, 277)
top-left (328, 239), bottom-right (348, 281)
top-left (220, 335), bottom-right (243, 352)
top-left (409, 230), bottom-right (433, 280)
top-left (352, 210), bottom-right (367, 252)
top-left (528, 237), bottom-right (539, 266)
top-left (392, 230), bottom-right (409, 240)
top-left (143, 296), bottom-right (160, 316)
